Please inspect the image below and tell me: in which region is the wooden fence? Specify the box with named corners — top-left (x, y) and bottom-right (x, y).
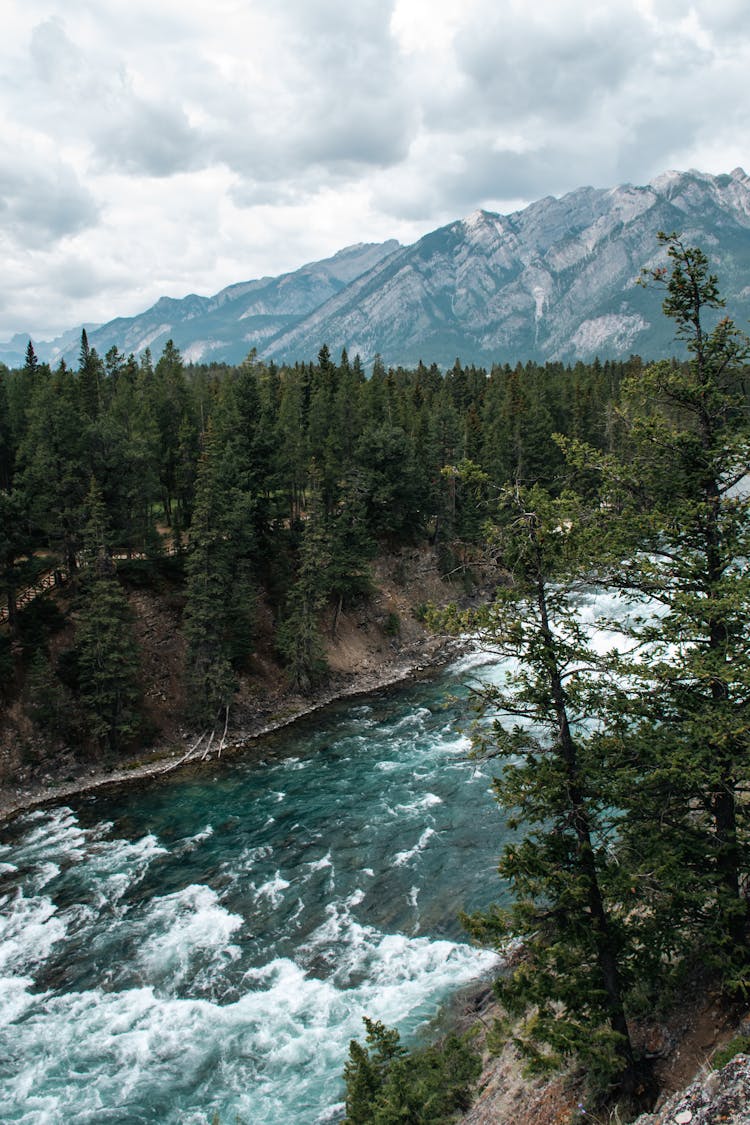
top-left (0, 543), bottom-right (181, 625)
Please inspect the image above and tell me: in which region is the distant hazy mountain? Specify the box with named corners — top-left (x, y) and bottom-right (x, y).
top-left (0, 241), bottom-right (400, 370)
top-left (5, 168), bottom-right (750, 370)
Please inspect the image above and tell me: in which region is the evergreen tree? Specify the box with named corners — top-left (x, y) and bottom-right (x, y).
top-left (564, 234), bottom-right (750, 986)
top-left (183, 421), bottom-right (254, 727)
top-left (343, 1018), bottom-right (481, 1125)
top-left (77, 328), bottom-right (105, 419)
top-left (276, 490), bottom-right (330, 693)
top-left (443, 486), bottom-right (643, 1105)
top-left (0, 370), bottom-right (12, 490)
top-left (354, 424), bottom-right (423, 542)
top-left (19, 362), bottom-right (89, 572)
top-left (0, 488), bottom-right (32, 634)
top-left (73, 480), bottom-right (142, 752)
top-left (152, 340), bottom-right (195, 525)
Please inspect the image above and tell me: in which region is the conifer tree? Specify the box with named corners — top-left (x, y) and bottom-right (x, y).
top-left (73, 479), bottom-right (142, 752)
top-left (0, 488), bottom-right (31, 634)
top-left (276, 488), bottom-right (330, 692)
top-left (77, 328), bottom-right (104, 419)
top-left (562, 233), bottom-right (750, 988)
top-left (19, 362), bottom-right (89, 572)
top-left (183, 420), bottom-right (254, 727)
top-left (445, 485), bottom-right (643, 1105)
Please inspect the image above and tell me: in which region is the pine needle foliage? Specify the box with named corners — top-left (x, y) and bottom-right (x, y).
top-left (343, 1017), bottom-right (481, 1125)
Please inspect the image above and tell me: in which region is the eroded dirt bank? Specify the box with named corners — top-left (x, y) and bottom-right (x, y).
top-left (0, 546), bottom-right (487, 823)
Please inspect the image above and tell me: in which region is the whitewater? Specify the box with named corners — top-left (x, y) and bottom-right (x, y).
top-left (0, 582), bottom-right (646, 1124)
top-left (0, 642), bottom-right (525, 1125)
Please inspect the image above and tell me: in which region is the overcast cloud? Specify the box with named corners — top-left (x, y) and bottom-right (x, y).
top-left (2, 0), bottom-right (749, 341)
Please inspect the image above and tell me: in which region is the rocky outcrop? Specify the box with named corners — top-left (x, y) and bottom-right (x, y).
top-left (633, 1054), bottom-right (750, 1125)
top-left (269, 168), bottom-right (750, 367)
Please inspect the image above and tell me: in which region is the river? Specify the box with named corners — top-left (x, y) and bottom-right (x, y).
top-left (0, 645), bottom-right (518, 1125)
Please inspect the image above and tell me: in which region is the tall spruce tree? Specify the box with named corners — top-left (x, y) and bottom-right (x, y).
top-left (183, 420), bottom-right (255, 728)
top-left (73, 479), bottom-right (142, 752)
top-left (444, 486), bottom-right (643, 1105)
top-left (0, 488), bottom-right (32, 635)
top-left (564, 232), bottom-right (750, 988)
top-left (276, 487), bottom-right (330, 693)
top-left (19, 361), bottom-right (89, 572)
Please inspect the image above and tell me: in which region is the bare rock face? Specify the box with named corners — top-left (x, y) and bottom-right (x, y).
top-left (258, 168), bottom-right (750, 367)
top-left (634, 1054), bottom-right (750, 1125)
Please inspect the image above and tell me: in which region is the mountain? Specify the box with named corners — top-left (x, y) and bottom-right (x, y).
top-left (5, 168), bottom-right (750, 370)
top-left (0, 240), bottom-right (400, 369)
top-left (267, 167), bottom-right (750, 367)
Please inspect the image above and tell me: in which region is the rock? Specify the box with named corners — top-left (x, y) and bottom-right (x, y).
top-left (644, 1024), bottom-right (675, 1058)
top-left (633, 1054), bottom-right (750, 1124)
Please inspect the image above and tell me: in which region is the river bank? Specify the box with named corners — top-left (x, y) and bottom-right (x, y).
top-left (1, 539), bottom-right (497, 825)
top-left (0, 632), bottom-right (467, 825)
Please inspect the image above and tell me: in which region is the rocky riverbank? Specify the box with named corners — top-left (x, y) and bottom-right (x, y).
top-left (0, 543), bottom-right (489, 823)
top-left (0, 629), bottom-right (468, 825)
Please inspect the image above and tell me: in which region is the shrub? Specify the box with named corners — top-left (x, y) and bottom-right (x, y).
top-left (712, 1035), bottom-right (750, 1070)
top-left (343, 1017), bottom-right (481, 1124)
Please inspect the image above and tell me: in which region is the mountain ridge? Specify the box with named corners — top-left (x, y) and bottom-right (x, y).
top-left (4, 168), bottom-right (750, 370)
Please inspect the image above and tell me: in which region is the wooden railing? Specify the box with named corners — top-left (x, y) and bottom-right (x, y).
top-left (0, 566), bottom-right (67, 623)
top-left (0, 542), bottom-right (181, 625)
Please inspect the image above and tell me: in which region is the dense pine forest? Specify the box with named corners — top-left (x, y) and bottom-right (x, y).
top-left (2, 235), bottom-right (750, 1122)
top-left (0, 308), bottom-right (631, 752)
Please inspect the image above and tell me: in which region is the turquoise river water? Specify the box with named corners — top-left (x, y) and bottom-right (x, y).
top-left (0, 646), bottom-right (521, 1124)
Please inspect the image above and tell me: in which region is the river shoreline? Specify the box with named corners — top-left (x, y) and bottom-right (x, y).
top-left (0, 634), bottom-right (469, 826)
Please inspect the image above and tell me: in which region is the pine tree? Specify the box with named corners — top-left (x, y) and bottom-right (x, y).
top-left (183, 420), bottom-right (254, 728)
top-left (19, 362), bottom-right (89, 572)
top-left (444, 485), bottom-right (643, 1104)
top-left (276, 486), bottom-right (330, 692)
top-left (563, 232), bottom-right (750, 987)
top-left (343, 1017), bottom-right (481, 1124)
top-left (73, 479), bottom-right (142, 752)
top-left (77, 328), bottom-right (104, 419)
top-left (0, 488), bottom-right (32, 634)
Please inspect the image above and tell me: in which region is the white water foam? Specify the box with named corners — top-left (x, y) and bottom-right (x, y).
top-left (175, 825), bottom-right (214, 854)
top-left (389, 706), bottom-right (432, 733)
top-left (393, 827), bottom-right (437, 867)
top-left (307, 851), bottom-right (333, 872)
top-left (137, 884), bottom-right (243, 989)
top-left (254, 871), bottom-right (291, 907)
top-left (395, 793), bottom-right (443, 814)
top-left (449, 645), bottom-right (502, 674)
top-left (0, 891), bottom-right (67, 975)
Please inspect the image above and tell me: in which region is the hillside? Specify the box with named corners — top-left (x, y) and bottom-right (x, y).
top-left (0, 545), bottom-right (486, 819)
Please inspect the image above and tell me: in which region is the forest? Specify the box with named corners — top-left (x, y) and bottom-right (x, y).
top-left (1, 234), bottom-right (750, 1121)
top-left (1, 294), bottom-right (630, 747)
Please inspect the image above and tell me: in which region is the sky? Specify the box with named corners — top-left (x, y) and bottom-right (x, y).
top-left (2, 0), bottom-right (750, 342)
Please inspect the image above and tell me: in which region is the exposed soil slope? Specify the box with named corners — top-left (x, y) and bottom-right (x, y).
top-left (0, 546), bottom-right (490, 821)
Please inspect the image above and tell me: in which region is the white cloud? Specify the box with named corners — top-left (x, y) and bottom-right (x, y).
top-left (1, 0), bottom-right (749, 341)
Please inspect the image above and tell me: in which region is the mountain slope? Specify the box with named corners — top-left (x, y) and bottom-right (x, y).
top-left (266, 168), bottom-right (750, 366)
top-left (80, 239), bottom-right (401, 366)
top-left (5, 168), bottom-right (750, 370)
top-left (0, 240), bottom-right (400, 369)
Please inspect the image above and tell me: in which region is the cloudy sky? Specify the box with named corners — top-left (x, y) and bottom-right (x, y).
top-left (2, 0), bottom-right (749, 341)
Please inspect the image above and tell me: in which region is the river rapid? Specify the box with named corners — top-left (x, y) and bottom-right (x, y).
top-left (0, 644), bottom-right (522, 1125)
